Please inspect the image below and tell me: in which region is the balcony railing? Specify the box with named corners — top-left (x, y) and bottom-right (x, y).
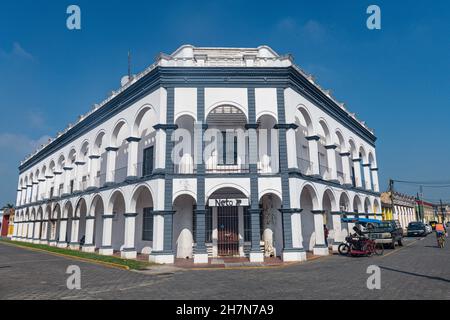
top-left (257, 156), bottom-right (279, 174)
top-left (297, 157), bottom-right (313, 175)
top-left (205, 162), bottom-right (250, 174)
top-left (113, 167), bottom-right (127, 183)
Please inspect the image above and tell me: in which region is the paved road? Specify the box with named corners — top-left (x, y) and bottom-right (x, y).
top-left (0, 235), bottom-right (449, 300)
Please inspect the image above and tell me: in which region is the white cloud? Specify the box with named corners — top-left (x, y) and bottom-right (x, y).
top-left (0, 42), bottom-right (35, 61)
top-left (0, 133), bottom-right (51, 159)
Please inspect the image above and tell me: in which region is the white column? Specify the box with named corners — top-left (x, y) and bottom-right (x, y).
top-left (331, 212), bottom-right (344, 252)
top-left (88, 155), bottom-right (100, 188)
top-left (25, 185), bottom-right (31, 203)
top-left (121, 213), bottom-right (137, 259)
top-left (21, 187), bottom-right (27, 204)
top-left (63, 167), bottom-right (73, 195)
top-left (340, 152), bottom-right (352, 185)
top-left (69, 218), bottom-right (80, 249)
top-left (105, 147), bottom-right (118, 185)
top-left (312, 211), bottom-right (329, 256)
top-left (99, 214), bottom-right (114, 255)
top-left (352, 158), bottom-right (363, 188)
top-left (33, 220), bottom-right (41, 243)
top-left (53, 172), bottom-right (62, 196)
top-left (286, 128), bottom-right (297, 169)
top-left (31, 182), bottom-right (37, 202)
top-left (154, 128), bottom-right (166, 171)
top-left (57, 219), bottom-right (67, 247)
top-left (363, 163), bottom-right (372, 190)
top-left (325, 145), bottom-right (338, 181)
top-left (43, 176), bottom-right (50, 199)
top-left (16, 189), bottom-right (22, 207)
top-left (82, 216), bottom-right (96, 252)
top-left (306, 136), bottom-right (320, 176)
top-left (126, 137), bottom-right (140, 180)
top-left (371, 168), bottom-right (379, 192)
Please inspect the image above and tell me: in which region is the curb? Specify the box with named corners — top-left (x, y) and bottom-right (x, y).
top-left (0, 240), bottom-right (130, 271)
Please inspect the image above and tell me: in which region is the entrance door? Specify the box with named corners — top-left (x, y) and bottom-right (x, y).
top-left (217, 206), bottom-right (239, 256)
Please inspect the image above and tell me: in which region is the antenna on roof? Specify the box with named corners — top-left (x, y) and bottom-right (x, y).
top-left (128, 50), bottom-right (132, 79)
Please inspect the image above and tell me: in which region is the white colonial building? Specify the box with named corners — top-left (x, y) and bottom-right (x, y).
top-left (12, 45), bottom-right (381, 264)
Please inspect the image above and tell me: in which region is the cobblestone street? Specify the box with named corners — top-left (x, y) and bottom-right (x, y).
top-left (1, 235), bottom-right (448, 300)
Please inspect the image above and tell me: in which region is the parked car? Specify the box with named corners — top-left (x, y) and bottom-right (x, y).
top-left (407, 222), bottom-right (427, 237)
top-left (424, 224), bottom-right (433, 234)
top-left (367, 220), bottom-right (404, 249)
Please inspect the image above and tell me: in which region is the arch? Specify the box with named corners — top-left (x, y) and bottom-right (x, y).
top-left (259, 189), bottom-right (283, 202)
top-left (89, 194), bottom-right (104, 217)
top-left (108, 189), bottom-right (126, 251)
top-left (78, 141), bottom-right (90, 162)
top-left (173, 194), bottom-right (196, 259)
top-left (364, 197), bottom-right (371, 214)
top-left (174, 114), bottom-right (196, 174)
top-left (339, 191), bottom-right (351, 212)
top-left (257, 114), bottom-right (279, 174)
top-left (111, 119), bottom-right (129, 147)
top-left (359, 145), bottom-right (367, 163)
top-left (259, 192), bottom-right (283, 257)
top-left (90, 194), bottom-right (105, 249)
top-left (352, 194), bottom-right (363, 213)
top-left (348, 139), bottom-right (358, 159)
top-left (322, 188), bottom-right (338, 212)
top-left (205, 101), bottom-right (248, 123)
top-left (318, 118), bottom-right (332, 145)
top-left (63, 200), bottom-right (73, 219)
top-left (74, 197), bottom-right (87, 218)
top-left (368, 151), bottom-right (376, 168)
top-left (299, 183), bottom-right (320, 210)
top-left (206, 183), bottom-right (250, 201)
top-left (335, 130), bottom-right (346, 151)
top-left (373, 198), bottom-right (381, 214)
top-left (295, 105), bottom-right (314, 136)
top-left (93, 130), bottom-right (106, 154)
top-left (133, 104), bottom-right (157, 137)
top-left (130, 184), bottom-right (155, 212)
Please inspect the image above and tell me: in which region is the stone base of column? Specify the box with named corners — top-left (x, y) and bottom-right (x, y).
top-left (69, 243), bottom-right (80, 250)
top-left (149, 252), bottom-right (175, 264)
top-left (57, 242), bottom-right (68, 248)
top-left (249, 251), bottom-right (264, 263)
top-left (193, 253), bottom-right (209, 264)
top-left (282, 249), bottom-right (307, 262)
top-left (99, 247), bottom-right (114, 256)
top-left (48, 240), bottom-right (57, 246)
top-left (121, 249), bottom-right (137, 259)
top-left (40, 240), bottom-right (48, 245)
top-left (313, 245), bottom-right (329, 256)
top-left (32, 239), bottom-right (40, 244)
top-left (81, 245), bottom-right (96, 253)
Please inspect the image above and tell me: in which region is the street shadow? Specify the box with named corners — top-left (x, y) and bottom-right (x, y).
top-left (379, 266), bottom-right (450, 284)
top-left (424, 245), bottom-right (441, 249)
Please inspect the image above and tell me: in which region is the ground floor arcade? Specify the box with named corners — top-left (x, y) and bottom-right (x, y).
top-left (12, 177), bottom-right (381, 264)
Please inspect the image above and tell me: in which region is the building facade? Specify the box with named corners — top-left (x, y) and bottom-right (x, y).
top-left (1, 207), bottom-right (14, 237)
top-left (381, 192), bottom-right (416, 228)
top-left (12, 45), bottom-right (381, 263)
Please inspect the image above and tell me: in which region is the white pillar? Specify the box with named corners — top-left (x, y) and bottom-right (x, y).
top-left (121, 213), bottom-right (137, 259)
top-left (69, 218), bottom-right (80, 249)
top-left (331, 212), bottom-right (344, 252)
top-left (312, 211), bottom-right (329, 256)
top-left (363, 163), bottom-right (372, 190)
top-left (82, 216), bottom-right (96, 252)
top-left (126, 137), bottom-right (140, 180)
top-left (57, 219), bottom-right (68, 247)
top-left (16, 190), bottom-right (22, 207)
top-left (371, 168), bottom-right (379, 192)
top-left (53, 172), bottom-right (62, 197)
top-left (306, 136), bottom-right (320, 176)
top-left (325, 145), bottom-right (338, 181)
top-left (31, 182), bottom-right (37, 202)
top-left (99, 214), bottom-right (114, 255)
top-left (88, 155), bottom-right (100, 189)
top-left (105, 147), bottom-right (118, 185)
top-left (33, 220), bottom-right (41, 243)
top-left (154, 128), bottom-right (166, 171)
top-left (63, 167), bottom-right (73, 195)
top-left (352, 158), bottom-right (363, 188)
top-left (340, 152), bottom-right (352, 185)
top-left (286, 128), bottom-right (297, 169)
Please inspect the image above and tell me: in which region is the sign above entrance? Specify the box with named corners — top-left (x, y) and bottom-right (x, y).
top-left (208, 198), bottom-right (249, 207)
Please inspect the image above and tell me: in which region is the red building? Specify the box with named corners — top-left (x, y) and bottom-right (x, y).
top-left (1, 208), bottom-right (13, 237)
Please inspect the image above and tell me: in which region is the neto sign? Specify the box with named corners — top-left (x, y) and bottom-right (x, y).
top-left (209, 199), bottom-right (249, 207)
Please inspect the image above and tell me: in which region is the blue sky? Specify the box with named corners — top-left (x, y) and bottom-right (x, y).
top-left (0, 0), bottom-right (449, 205)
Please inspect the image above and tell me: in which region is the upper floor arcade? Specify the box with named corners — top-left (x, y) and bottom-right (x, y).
top-left (16, 46), bottom-right (379, 208)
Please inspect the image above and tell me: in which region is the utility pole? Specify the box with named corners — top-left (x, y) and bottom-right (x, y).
top-left (439, 199), bottom-right (445, 223)
top-left (389, 179), bottom-right (395, 220)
